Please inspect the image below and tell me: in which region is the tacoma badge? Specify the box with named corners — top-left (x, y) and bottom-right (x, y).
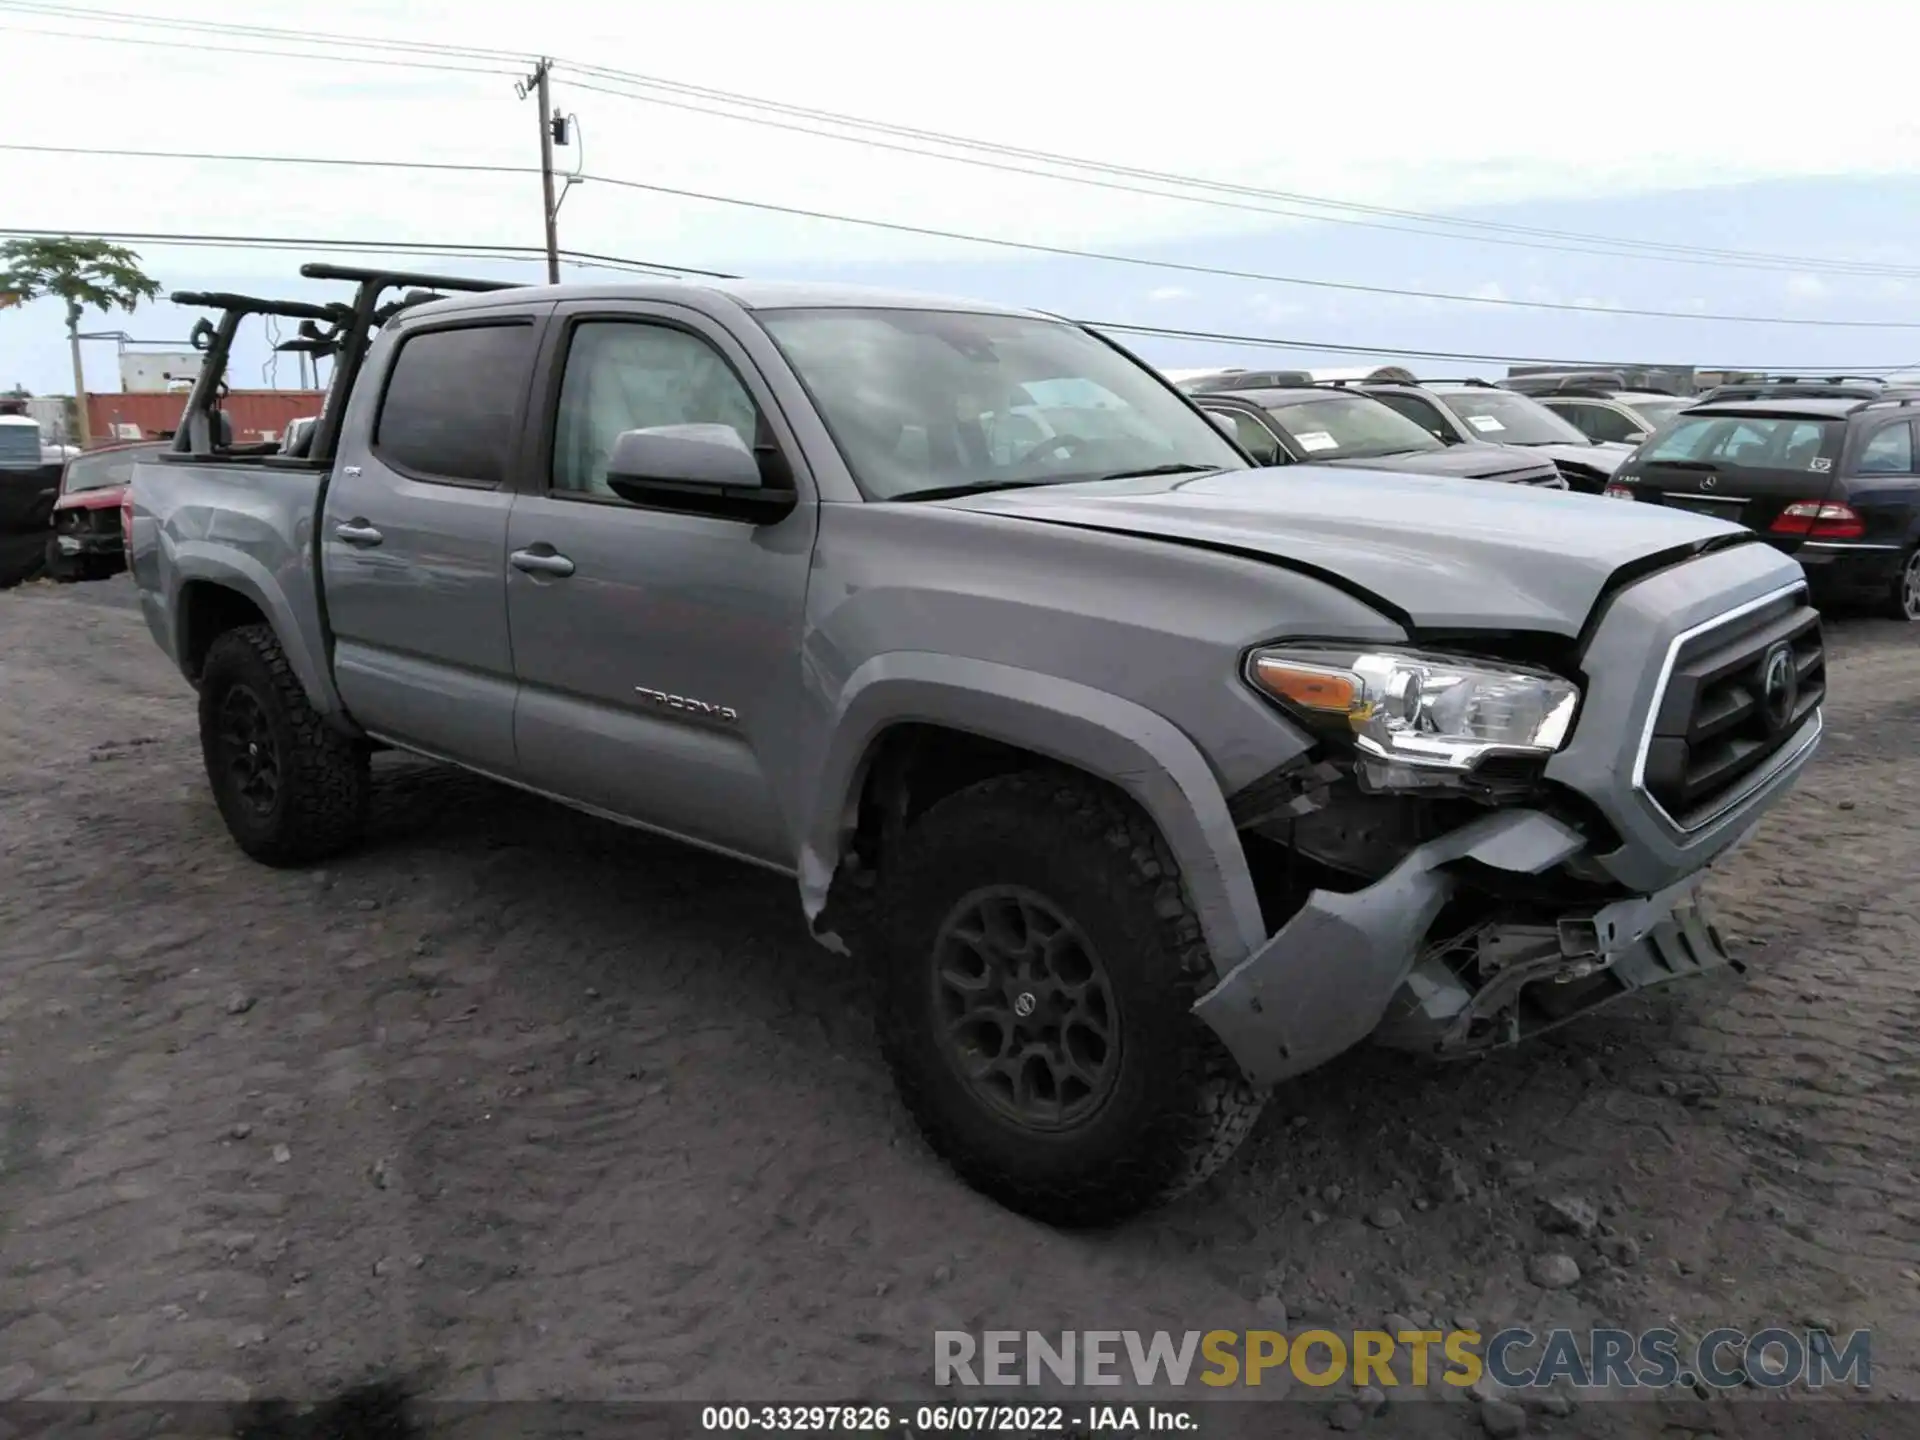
top-left (634, 685), bottom-right (739, 725)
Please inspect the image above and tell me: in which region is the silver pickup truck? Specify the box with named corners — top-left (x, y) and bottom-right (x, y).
top-left (130, 263), bottom-right (1824, 1225)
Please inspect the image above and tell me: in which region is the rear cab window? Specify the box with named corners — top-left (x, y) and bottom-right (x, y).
top-left (374, 322), bottom-right (538, 485)
top-left (62, 444), bottom-right (161, 493)
top-left (1642, 414), bottom-right (1844, 475)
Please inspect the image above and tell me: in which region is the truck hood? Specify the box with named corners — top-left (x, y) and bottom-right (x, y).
top-left (942, 466), bottom-right (1748, 635)
top-left (54, 484), bottom-right (127, 512)
top-left (1318, 445), bottom-right (1560, 485)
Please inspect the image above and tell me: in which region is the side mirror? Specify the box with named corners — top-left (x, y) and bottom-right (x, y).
top-left (604, 424), bottom-right (795, 523)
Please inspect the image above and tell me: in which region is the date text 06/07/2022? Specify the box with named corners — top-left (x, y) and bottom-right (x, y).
top-left (699, 1404), bottom-right (1197, 1433)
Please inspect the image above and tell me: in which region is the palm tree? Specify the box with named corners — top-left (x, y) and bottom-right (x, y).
top-left (1, 238), bottom-right (161, 448)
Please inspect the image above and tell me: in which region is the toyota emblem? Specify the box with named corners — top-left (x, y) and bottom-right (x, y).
top-left (1758, 643), bottom-right (1797, 733)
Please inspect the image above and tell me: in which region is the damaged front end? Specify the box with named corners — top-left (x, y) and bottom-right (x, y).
top-left (1193, 754), bottom-right (1737, 1090)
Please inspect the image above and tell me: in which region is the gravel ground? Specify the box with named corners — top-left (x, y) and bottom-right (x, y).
top-left (2, 576), bottom-right (1917, 1435)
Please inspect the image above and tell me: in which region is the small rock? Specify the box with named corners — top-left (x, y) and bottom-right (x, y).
top-left (1803, 1313), bottom-right (1838, 1334)
top-left (1500, 1160), bottom-right (1535, 1182)
top-left (230, 1325), bottom-right (266, 1350)
top-left (1290, 1114), bottom-right (1310, 1129)
top-left (1413, 1197), bottom-right (1431, 1212)
top-left (1837, 799), bottom-right (1856, 811)
top-left (1533, 1392), bottom-right (1573, 1418)
top-left (1326, 1401), bottom-right (1364, 1432)
top-left (1598, 1234), bottom-right (1640, 1267)
top-left (931, 1264), bottom-right (952, 1285)
top-left (1479, 1397), bottom-right (1527, 1437)
top-left (270, 1144), bottom-right (292, 1165)
top-left (1367, 1206), bottom-right (1404, 1230)
top-left (1541, 1195), bottom-right (1599, 1240)
top-left (1256, 1295), bottom-right (1288, 1328)
top-left (586, 987), bottom-right (601, 1000)
top-left (225, 993), bottom-right (255, 1015)
top-left (371, 1158), bottom-right (392, 1190)
top-left (1454, 1314), bottom-right (1481, 1333)
top-left (1384, 1312), bottom-right (1418, 1337)
top-left (354, 898), bottom-right (381, 912)
top-left (410, 1254), bottom-right (426, 1270)
top-left (228, 1122), bottom-right (253, 1140)
top-left (1527, 1253), bottom-right (1581, 1289)
top-left (1658, 1079), bottom-right (1681, 1097)
top-left (1355, 1386), bottom-right (1387, 1417)
top-left (1306, 1209), bottom-right (1328, 1225)
top-left (372, 1257), bottom-right (394, 1277)
top-left (1323, 1184), bottom-right (1345, 1204)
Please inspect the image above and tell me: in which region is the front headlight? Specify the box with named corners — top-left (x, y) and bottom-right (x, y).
top-left (1246, 647), bottom-right (1580, 771)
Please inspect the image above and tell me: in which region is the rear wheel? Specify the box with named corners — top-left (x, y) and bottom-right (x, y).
top-left (198, 623), bottom-right (370, 865)
top-left (873, 771), bottom-right (1266, 1226)
top-left (1884, 547), bottom-right (1920, 622)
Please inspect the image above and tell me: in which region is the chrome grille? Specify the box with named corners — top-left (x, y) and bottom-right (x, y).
top-left (1637, 587), bottom-right (1823, 830)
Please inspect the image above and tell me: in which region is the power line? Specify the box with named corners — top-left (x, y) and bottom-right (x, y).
top-left (0, 19), bottom-right (520, 75)
top-left (0, 226), bottom-right (730, 278)
top-left (8, 140), bottom-right (1917, 329)
top-left (4, 0), bottom-right (1914, 281)
top-left (0, 225), bottom-right (1903, 371)
top-left (558, 74), bottom-right (1920, 282)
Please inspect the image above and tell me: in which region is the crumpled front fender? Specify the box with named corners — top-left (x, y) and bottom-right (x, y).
top-left (1191, 809), bottom-right (1587, 1088)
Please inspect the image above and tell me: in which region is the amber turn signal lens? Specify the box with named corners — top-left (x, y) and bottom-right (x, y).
top-left (1250, 658), bottom-right (1363, 715)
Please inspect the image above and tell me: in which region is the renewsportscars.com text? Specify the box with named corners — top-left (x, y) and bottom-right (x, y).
top-left (935, 1327), bottom-right (1871, 1392)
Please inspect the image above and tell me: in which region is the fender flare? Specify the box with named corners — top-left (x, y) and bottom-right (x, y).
top-left (798, 651), bottom-right (1269, 972)
top-left (168, 541), bottom-right (344, 718)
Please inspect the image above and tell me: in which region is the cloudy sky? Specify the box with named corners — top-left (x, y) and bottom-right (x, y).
top-left (3, 0), bottom-right (1919, 396)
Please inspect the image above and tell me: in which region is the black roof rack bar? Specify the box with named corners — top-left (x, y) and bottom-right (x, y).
top-left (171, 290), bottom-right (347, 323)
top-left (297, 262), bottom-right (521, 294)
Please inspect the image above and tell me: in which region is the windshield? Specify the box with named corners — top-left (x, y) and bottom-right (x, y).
top-left (1260, 394), bottom-right (1444, 459)
top-left (1626, 398), bottom-right (1688, 426)
top-left (1436, 391), bottom-right (1589, 446)
top-left (61, 443), bottom-right (160, 493)
top-left (1640, 415), bottom-right (1843, 472)
top-left (755, 308), bottom-right (1246, 499)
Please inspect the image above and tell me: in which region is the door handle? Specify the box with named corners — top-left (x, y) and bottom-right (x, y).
top-left (510, 547), bottom-right (575, 578)
top-left (334, 520), bottom-right (383, 547)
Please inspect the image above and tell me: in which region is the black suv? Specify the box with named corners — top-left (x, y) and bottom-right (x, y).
top-left (1609, 394), bottom-right (1920, 620)
top-left (1692, 374), bottom-right (1916, 405)
top-left (1187, 383), bottom-right (1565, 487)
top-left (1329, 378), bottom-right (1633, 492)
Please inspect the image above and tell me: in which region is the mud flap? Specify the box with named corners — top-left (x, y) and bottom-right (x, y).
top-left (1191, 809), bottom-right (1586, 1088)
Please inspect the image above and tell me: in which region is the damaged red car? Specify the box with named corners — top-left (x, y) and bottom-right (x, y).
top-left (46, 440), bottom-right (165, 582)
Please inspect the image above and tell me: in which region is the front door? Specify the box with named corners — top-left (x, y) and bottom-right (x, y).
top-left (505, 303), bottom-right (819, 868)
top-left (322, 309), bottom-right (548, 773)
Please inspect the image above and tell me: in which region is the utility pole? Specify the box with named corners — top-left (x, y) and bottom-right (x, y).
top-left (530, 58), bottom-right (561, 283)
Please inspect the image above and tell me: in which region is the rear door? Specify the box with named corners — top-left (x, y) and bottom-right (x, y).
top-left (1625, 410), bottom-right (1846, 537)
top-left (1839, 416), bottom-right (1920, 549)
top-left (321, 304), bottom-right (550, 774)
top-left (503, 301), bottom-right (819, 868)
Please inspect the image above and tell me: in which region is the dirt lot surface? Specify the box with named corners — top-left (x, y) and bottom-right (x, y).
top-left (2, 576), bottom-right (1917, 1436)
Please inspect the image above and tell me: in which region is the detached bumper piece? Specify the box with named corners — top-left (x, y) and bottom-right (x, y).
top-left (1191, 809), bottom-right (1737, 1088)
top-left (1373, 888), bottom-right (1734, 1060)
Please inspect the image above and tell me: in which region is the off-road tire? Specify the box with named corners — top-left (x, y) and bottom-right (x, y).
top-left (1883, 546), bottom-right (1920, 622)
top-left (874, 770), bottom-right (1266, 1226)
top-left (198, 623), bottom-right (370, 866)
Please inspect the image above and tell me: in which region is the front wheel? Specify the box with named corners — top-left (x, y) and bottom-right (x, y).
top-left (874, 771), bottom-right (1266, 1226)
top-left (1883, 547), bottom-right (1920, 622)
top-left (198, 623), bottom-right (371, 865)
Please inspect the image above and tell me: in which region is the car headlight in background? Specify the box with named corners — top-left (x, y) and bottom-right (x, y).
top-left (1604, 482), bottom-right (1636, 499)
top-left (1247, 647), bottom-right (1580, 771)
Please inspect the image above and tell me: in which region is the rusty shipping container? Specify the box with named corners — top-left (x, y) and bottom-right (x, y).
top-left (86, 390), bottom-right (326, 446)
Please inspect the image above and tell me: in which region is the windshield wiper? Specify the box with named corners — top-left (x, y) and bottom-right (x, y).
top-left (1095, 462), bottom-right (1221, 481)
top-left (887, 479), bottom-right (1054, 503)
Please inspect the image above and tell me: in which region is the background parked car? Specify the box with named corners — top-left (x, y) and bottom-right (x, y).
top-left (45, 440), bottom-right (168, 582)
top-left (1499, 371), bottom-right (1696, 444)
top-left (1338, 378), bottom-right (1635, 492)
top-left (0, 408), bottom-right (76, 588)
top-left (1188, 382), bottom-right (1566, 486)
top-left (1609, 393), bottom-right (1920, 619)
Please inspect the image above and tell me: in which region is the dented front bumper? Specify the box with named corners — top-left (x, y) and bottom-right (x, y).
top-left (1191, 808), bottom-right (1737, 1089)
